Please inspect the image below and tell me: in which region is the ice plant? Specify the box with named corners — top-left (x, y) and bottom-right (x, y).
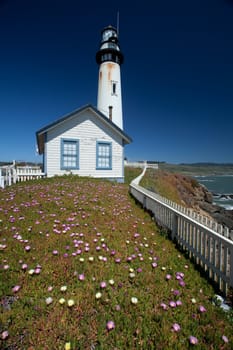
top-left (222, 335), bottom-right (229, 343)
top-left (78, 274), bottom-right (85, 281)
top-left (67, 299), bottom-right (75, 307)
top-left (95, 292), bottom-right (102, 299)
top-left (160, 302), bottom-right (168, 310)
top-left (60, 285), bottom-right (67, 292)
top-left (106, 320), bottom-right (115, 331)
top-left (1, 330), bottom-right (9, 340)
top-left (199, 305), bottom-right (206, 313)
top-left (189, 336), bottom-right (198, 345)
top-left (131, 297), bottom-right (138, 304)
top-left (169, 301), bottom-right (176, 308)
top-left (45, 297), bottom-right (53, 305)
top-left (100, 281), bottom-right (107, 288)
top-left (12, 285), bottom-right (21, 293)
top-left (65, 342), bottom-right (71, 350)
top-left (172, 323), bottom-right (181, 332)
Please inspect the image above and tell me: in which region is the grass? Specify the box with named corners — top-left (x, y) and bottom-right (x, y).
top-left (0, 174), bottom-right (232, 349)
top-left (140, 169), bottom-right (184, 205)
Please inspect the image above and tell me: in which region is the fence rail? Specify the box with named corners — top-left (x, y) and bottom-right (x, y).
top-left (130, 181), bottom-right (233, 296)
top-left (0, 163), bottom-right (44, 188)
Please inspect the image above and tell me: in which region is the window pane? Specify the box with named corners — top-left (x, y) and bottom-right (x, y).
top-left (97, 142), bottom-right (111, 169)
top-left (62, 140), bottom-right (78, 169)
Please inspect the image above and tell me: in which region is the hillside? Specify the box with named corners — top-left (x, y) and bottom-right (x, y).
top-left (0, 175), bottom-right (232, 349)
top-left (159, 163), bottom-right (233, 176)
top-left (140, 168), bottom-right (233, 230)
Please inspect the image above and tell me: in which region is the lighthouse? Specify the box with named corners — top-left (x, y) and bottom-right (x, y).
top-left (96, 25), bottom-right (124, 129)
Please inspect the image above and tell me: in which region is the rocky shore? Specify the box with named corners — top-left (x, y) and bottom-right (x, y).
top-left (143, 169), bottom-right (233, 231)
top-left (173, 174), bottom-right (233, 231)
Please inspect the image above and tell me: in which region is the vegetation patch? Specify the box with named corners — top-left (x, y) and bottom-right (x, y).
top-left (0, 175), bottom-right (232, 349)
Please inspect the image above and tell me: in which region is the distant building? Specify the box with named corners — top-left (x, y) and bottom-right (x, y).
top-left (36, 25), bottom-right (132, 182)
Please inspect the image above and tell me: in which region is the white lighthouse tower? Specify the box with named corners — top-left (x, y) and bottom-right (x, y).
top-left (96, 25), bottom-right (124, 130)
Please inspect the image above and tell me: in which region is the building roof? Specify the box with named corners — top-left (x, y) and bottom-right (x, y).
top-left (36, 104), bottom-right (132, 154)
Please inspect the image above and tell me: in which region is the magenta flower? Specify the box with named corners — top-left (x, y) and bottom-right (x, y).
top-left (179, 280), bottom-right (186, 287)
top-left (100, 281), bottom-right (107, 288)
top-left (166, 274), bottom-right (172, 280)
top-left (21, 263), bottom-right (28, 270)
top-left (222, 335), bottom-right (229, 343)
top-left (106, 320), bottom-right (115, 331)
top-left (173, 289), bottom-right (180, 296)
top-left (176, 300), bottom-right (182, 306)
top-left (172, 323), bottom-right (181, 332)
top-left (1, 330), bottom-right (9, 340)
top-left (199, 305), bottom-right (206, 313)
top-left (52, 250), bottom-right (58, 255)
top-left (169, 301), bottom-right (176, 308)
top-left (78, 274), bottom-right (85, 281)
top-left (12, 285), bottom-right (21, 293)
top-left (24, 245), bottom-right (31, 252)
top-left (189, 336), bottom-right (198, 345)
top-left (160, 302), bottom-right (168, 310)
top-left (151, 262), bottom-right (157, 268)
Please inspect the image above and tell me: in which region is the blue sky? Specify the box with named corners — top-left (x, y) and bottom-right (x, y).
top-left (0, 0), bottom-right (233, 164)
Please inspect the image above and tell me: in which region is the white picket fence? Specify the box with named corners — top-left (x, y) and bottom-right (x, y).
top-left (124, 160), bottom-right (158, 169)
top-left (130, 176), bottom-right (233, 296)
top-left (0, 163), bottom-right (44, 188)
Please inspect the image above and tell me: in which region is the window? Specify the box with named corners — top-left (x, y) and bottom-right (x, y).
top-left (112, 81), bottom-right (117, 95)
top-left (96, 142), bottom-right (112, 170)
top-left (61, 139), bottom-right (79, 170)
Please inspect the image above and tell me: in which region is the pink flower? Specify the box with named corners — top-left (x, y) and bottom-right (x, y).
top-left (222, 335), bottom-right (228, 343)
top-left (12, 285), bottom-right (21, 293)
top-left (106, 320), bottom-right (115, 331)
top-left (24, 245), bottom-right (31, 252)
top-left (166, 274), bottom-right (172, 280)
top-left (100, 281), bottom-right (107, 288)
top-left (189, 336), bottom-right (198, 345)
top-left (172, 323), bottom-right (181, 332)
top-left (199, 305), bottom-right (206, 313)
top-left (21, 263), bottom-right (28, 270)
top-left (1, 330), bottom-right (9, 340)
top-left (169, 301), bottom-right (176, 308)
top-left (160, 302), bottom-right (168, 310)
top-left (78, 274), bottom-right (85, 281)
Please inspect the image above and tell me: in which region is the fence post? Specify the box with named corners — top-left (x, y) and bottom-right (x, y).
top-left (230, 245), bottom-right (233, 290)
top-left (0, 168), bottom-right (4, 188)
top-left (172, 213), bottom-right (178, 240)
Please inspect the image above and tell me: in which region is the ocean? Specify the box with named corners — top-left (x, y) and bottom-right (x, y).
top-left (195, 175), bottom-right (233, 210)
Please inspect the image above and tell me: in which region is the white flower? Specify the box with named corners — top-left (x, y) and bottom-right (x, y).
top-left (108, 279), bottom-right (115, 285)
top-left (95, 292), bottom-right (102, 299)
top-left (45, 297), bottom-right (53, 305)
top-left (67, 299), bottom-right (75, 307)
top-left (131, 297), bottom-right (138, 304)
top-left (60, 285), bottom-right (67, 292)
top-left (59, 298), bottom-right (66, 305)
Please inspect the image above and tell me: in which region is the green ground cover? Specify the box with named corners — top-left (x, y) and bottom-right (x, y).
top-left (0, 175), bottom-right (232, 349)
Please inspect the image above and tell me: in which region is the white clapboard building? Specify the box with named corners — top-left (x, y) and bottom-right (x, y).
top-left (36, 25), bottom-right (132, 182)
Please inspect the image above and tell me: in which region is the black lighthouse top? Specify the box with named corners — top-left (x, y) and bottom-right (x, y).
top-left (96, 25), bottom-right (124, 65)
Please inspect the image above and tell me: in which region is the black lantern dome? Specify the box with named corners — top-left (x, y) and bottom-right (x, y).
top-left (96, 25), bottom-right (124, 65)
